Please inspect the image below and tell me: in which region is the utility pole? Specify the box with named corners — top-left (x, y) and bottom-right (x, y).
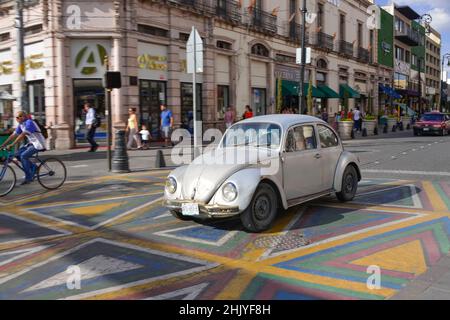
top-left (418, 58), bottom-right (422, 114)
top-left (104, 56), bottom-right (112, 172)
top-left (298, 0), bottom-right (307, 114)
top-left (15, 0), bottom-right (28, 113)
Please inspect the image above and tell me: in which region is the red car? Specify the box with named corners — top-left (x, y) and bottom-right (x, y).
top-left (413, 112), bottom-right (450, 136)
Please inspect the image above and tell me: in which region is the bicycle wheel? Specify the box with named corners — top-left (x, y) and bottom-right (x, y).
top-left (0, 165), bottom-right (16, 197)
top-left (37, 158), bottom-right (67, 190)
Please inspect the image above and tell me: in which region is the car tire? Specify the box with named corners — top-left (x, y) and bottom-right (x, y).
top-left (413, 130), bottom-right (418, 136)
top-left (240, 182), bottom-right (278, 233)
top-left (336, 165), bottom-right (358, 202)
top-left (169, 209), bottom-right (192, 221)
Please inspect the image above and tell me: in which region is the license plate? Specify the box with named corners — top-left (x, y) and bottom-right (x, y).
top-left (182, 203), bottom-right (200, 216)
top-left (423, 128), bottom-right (430, 131)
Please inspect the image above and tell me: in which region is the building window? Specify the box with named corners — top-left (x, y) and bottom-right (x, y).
top-left (339, 14), bottom-right (345, 41)
top-left (251, 44), bottom-right (269, 57)
top-left (217, 85), bottom-right (229, 114)
top-left (138, 24), bottom-right (168, 38)
top-left (317, 3), bottom-right (324, 28)
top-left (217, 41), bottom-right (232, 50)
top-left (317, 59), bottom-right (327, 69)
top-left (179, 33), bottom-right (190, 42)
top-left (24, 24), bottom-right (43, 36)
top-left (357, 22), bottom-right (363, 47)
top-left (316, 72), bottom-right (327, 86)
top-left (0, 32), bottom-right (10, 42)
top-left (252, 88), bottom-right (267, 115)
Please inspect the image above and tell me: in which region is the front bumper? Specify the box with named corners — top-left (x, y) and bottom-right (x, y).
top-left (164, 200), bottom-right (241, 218)
top-left (414, 126), bottom-right (443, 134)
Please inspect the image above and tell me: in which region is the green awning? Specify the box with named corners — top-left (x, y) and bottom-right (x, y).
top-left (339, 84), bottom-right (360, 99)
top-left (280, 80), bottom-right (325, 98)
top-left (317, 85), bottom-right (340, 98)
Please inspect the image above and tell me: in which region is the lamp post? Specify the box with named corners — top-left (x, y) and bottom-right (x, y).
top-left (441, 53), bottom-right (450, 112)
top-left (418, 14), bottom-right (432, 114)
top-left (298, 0), bottom-right (307, 114)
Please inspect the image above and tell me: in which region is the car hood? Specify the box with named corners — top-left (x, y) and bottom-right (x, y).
top-left (179, 147), bottom-right (278, 203)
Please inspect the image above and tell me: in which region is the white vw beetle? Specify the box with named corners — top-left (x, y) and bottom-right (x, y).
top-left (164, 115), bottom-right (361, 232)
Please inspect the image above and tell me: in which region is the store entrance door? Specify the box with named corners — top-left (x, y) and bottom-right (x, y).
top-left (28, 80), bottom-right (46, 124)
top-left (73, 79), bottom-right (105, 146)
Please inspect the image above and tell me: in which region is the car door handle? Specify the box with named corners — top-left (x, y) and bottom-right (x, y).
top-left (314, 153), bottom-right (321, 159)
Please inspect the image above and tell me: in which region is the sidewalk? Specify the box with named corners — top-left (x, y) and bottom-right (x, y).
top-left (342, 127), bottom-right (414, 143)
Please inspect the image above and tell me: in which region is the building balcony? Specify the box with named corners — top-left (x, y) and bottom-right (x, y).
top-left (395, 27), bottom-right (420, 46)
top-left (247, 7), bottom-right (277, 34)
top-left (311, 32), bottom-right (334, 52)
top-left (338, 40), bottom-right (354, 57)
top-left (288, 22), bottom-right (309, 45)
top-left (213, 0), bottom-right (241, 24)
top-left (357, 47), bottom-right (370, 63)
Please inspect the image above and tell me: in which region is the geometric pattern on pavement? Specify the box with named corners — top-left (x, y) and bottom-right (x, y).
top-left (0, 238), bottom-right (217, 300)
top-left (2, 174), bottom-right (450, 300)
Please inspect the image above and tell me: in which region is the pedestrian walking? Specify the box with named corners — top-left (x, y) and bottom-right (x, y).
top-left (126, 108), bottom-right (142, 150)
top-left (84, 102), bottom-right (99, 152)
top-left (353, 107), bottom-right (362, 132)
top-left (139, 125), bottom-right (151, 149)
top-left (243, 105), bottom-right (253, 119)
top-left (224, 106), bottom-right (235, 129)
top-left (160, 104), bottom-right (174, 147)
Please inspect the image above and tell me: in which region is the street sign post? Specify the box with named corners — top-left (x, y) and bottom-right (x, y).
top-left (186, 26), bottom-right (203, 160)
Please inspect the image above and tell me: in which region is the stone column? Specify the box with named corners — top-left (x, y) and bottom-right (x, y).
top-left (54, 35), bottom-right (74, 149)
top-left (167, 43), bottom-right (181, 127)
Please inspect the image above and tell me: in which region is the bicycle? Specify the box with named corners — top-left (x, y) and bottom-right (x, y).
top-left (0, 148), bottom-right (67, 197)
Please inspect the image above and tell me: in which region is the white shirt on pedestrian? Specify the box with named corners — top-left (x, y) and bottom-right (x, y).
top-left (353, 110), bottom-right (361, 121)
top-left (140, 129), bottom-right (150, 140)
top-left (85, 108), bottom-right (95, 125)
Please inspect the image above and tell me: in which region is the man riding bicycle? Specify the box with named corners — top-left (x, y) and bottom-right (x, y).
top-left (0, 111), bottom-right (46, 185)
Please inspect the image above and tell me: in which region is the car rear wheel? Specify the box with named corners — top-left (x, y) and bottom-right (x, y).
top-left (336, 165), bottom-right (358, 202)
top-left (240, 182), bottom-right (278, 233)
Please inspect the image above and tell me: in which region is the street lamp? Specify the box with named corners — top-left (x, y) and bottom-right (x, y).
top-left (441, 53), bottom-right (450, 112)
top-left (298, 0), bottom-right (307, 114)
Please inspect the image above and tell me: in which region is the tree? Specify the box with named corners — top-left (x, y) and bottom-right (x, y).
top-left (276, 77), bottom-right (282, 113)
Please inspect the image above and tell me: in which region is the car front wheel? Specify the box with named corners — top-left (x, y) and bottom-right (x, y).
top-left (240, 182), bottom-right (278, 233)
top-left (336, 165), bottom-right (358, 202)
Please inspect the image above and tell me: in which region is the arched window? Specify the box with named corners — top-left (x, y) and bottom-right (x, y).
top-left (251, 44), bottom-right (269, 57)
top-left (317, 59), bottom-right (327, 69)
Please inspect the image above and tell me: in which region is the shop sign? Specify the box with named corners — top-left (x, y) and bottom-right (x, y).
top-left (137, 54), bottom-right (167, 71)
top-left (395, 60), bottom-right (410, 74)
top-left (381, 41), bottom-right (391, 54)
top-left (71, 40), bottom-right (111, 78)
top-left (0, 60), bottom-right (12, 76)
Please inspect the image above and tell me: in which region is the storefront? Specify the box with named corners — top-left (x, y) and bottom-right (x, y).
top-left (180, 48), bottom-right (202, 131)
top-left (71, 39), bottom-right (111, 145)
top-left (138, 42), bottom-right (168, 138)
top-left (0, 48), bottom-right (13, 131)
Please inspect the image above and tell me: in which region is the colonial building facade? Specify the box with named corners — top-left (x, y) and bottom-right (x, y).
top-left (0, 0), bottom-right (437, 149)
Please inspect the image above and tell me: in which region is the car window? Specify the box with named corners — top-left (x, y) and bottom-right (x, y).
top-left (318, 125), bottom-right (339, 148)
top-left (285, 125), bottom-right (317, 152)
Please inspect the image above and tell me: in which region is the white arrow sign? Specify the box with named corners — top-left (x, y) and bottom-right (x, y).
top-left (186, 28), bottom-right (203, 74)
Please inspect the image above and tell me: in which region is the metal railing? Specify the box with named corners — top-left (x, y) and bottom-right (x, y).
top-left (247, 7), bottom-right (277, 34)
top-left (395, 27), bottom-right (420, 45)
top-left (288, 22), bottom-right (309, 45)
top-left (357, 47), bottom-right (370, 63)
top-left (214, 0), bottom-right (241, 24)
top-left (312, 32), bottom-right (334, 52)
top-left (338, 40), bottom-right (354, 57)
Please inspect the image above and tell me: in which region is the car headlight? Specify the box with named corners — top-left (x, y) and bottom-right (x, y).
top-left (165, 177), bottom-right (177, 194)
top-left (222, 182), bottom-right (237, 202)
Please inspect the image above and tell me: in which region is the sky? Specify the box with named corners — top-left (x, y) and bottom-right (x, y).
top-left (376, 0), bottom-right (449, 77)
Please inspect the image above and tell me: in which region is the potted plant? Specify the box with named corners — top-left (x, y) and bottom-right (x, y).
top-left (363, 114), bottom-right (377, 135)
top-left (337, 117), bottom-right (354, 140)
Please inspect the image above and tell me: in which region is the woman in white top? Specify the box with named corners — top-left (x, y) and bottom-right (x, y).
top-left (126, 108), bottom-right (142, 150)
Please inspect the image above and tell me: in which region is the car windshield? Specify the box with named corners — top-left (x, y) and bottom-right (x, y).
top-left (222, 122), bottom-right (282, 149)
top-left (421, 114), bottom-right (444, 122)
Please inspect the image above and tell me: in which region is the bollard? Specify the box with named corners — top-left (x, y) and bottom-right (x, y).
top-left (112, 130), bottom-right (130, 173)
top-left (399, 122), bottom-right (404, 131)
top-left (374, 127), bottom-right (378, 135)
top-left (407, 123), bottom-right (411, 130)
top-left (383, 125), bottom-right (388, 133)
top-left (362, 128), bottom-right (367, 137)
top-left (155, 149), bottom-right (166, 168)
top-left (351, 129), bottom-right (355, 139)
top-left (392, 125), bottom-right (396, 132)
